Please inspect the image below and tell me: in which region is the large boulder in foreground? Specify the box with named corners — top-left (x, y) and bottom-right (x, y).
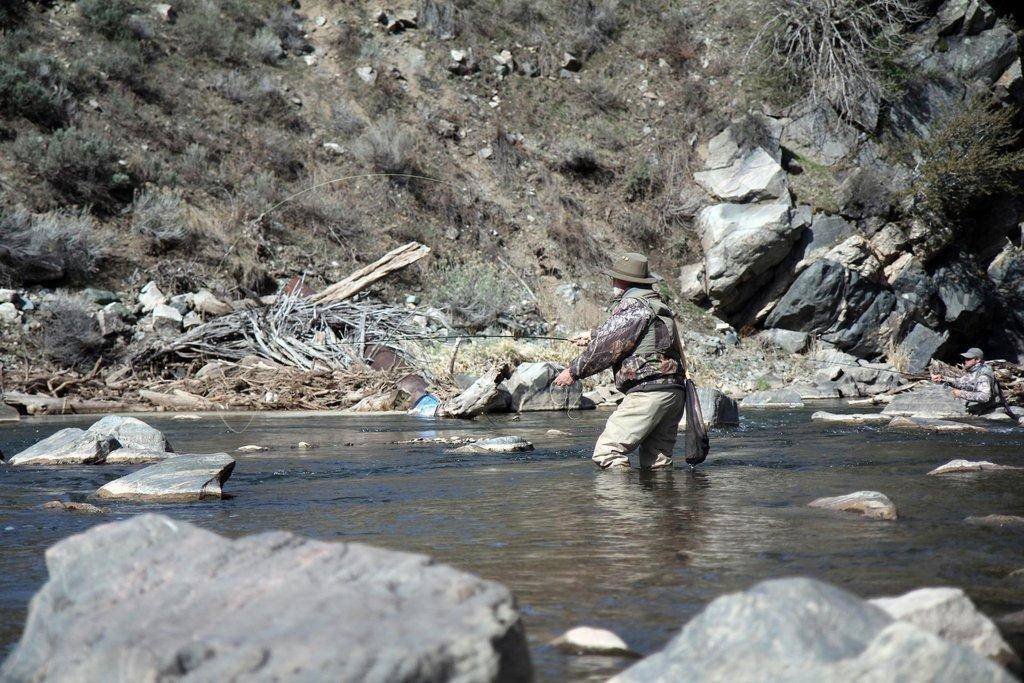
top-left (883, 385), bottom-right (968, 419)
top-left (612, 578), bottom-right (1014, 682)
top-left (0, 514), bottom-right (531, 682)
top-left (505, 362), bottom-right (586, 412)
top-left (96, 453), bottom-right (235, 501)
top-left (7, 428), bottom-right (116, 466)
top-left (870, 587), bottom-right (1019, 667)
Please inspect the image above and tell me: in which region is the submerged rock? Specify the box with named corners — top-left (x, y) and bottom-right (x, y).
top-left (0, 403), bottom-right (19, 422)
top-left (96, 453), bottom-right (235, 501)
top-left (456, 436), bottom-right (534, 454)
top-left (552, 626), bottom-right (638, 657)
top-left (612, 577), bottom-right (1013, 682)
top-left (965, 515), bottom-right (1024, 528)
top-left (43, 501), bottom-right (106, 514)
top-left (808, 490), bottom-right (898, 520)
top-left (740, 388), bottom-right (804, 408)
top-left (888, 416), bottom-right (986, 432)
top-left (928, 459), bottom-right (1023, 475)
top-left (812, 411), bottom-right (891, 424)
top-left (870, 587), bottom-right (1019, 667)
top-left (0, 514), bottom-right (532, 682)
top-left (7, 428), bottom-right (117, 466)
top-left (236, 444), bottom-right (268, 453)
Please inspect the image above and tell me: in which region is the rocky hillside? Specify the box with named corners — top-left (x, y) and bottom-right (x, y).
top-left (2, 0), bottom-right (1024, 379)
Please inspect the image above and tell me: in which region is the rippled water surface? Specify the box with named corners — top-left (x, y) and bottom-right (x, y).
top-left (2, 405), bottom-right (1024, 680)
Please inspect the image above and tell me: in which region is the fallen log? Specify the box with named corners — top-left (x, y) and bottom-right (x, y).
top-left (2, 391), bottom-right (147, 415)
top-left (312, 242), bottom-right (430, 304)
top-left (436, 364), bottom-right (511, 419)
top-left (139, 389), bottom-right (217, 411)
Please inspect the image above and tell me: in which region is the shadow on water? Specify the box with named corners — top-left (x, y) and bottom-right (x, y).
top-left (2, 406), bottom-right (1024, 681)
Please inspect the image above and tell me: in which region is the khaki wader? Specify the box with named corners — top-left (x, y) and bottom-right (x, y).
top-left (592, 389), bottom-right (686, 469)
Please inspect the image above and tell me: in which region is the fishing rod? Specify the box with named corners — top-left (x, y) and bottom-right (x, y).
top-left (390, 333), bottom-right (572, 343)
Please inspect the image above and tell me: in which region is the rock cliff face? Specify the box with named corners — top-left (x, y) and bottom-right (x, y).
top-left (681, 0), bottom-right (1024, 366)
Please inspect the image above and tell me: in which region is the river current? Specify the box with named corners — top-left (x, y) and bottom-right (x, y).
top-left (2, 405), bottom-right (1023, 680)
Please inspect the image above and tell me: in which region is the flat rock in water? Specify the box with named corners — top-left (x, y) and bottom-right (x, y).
top-left (883, 384), bottom-right (968, 419)
top-left (611, 577), bottom-right (1013, 682)
top-left (86, 415), bottom-right (172, 453)
top-left (7, 428), bottom-right (117, 466)
top-left (237, 444), bottom-right (268, 452)
top-left (928, 459), bottom-right (1023, 475)
top-left (0, 514), bottom-right (532, 682)
top-left (739, 388), bottom-right (804, 408)
top-left (43, 501), bottom-right (106, 514)
top-left (456, 436), bottom-right (534, 453)
top-left (812, 411), bottom-right (891, 424)
top-left (546, 429), bottom-right (570, 436)
top-left (96, 453), bottom-right (235, 501)
top-left (888, 416), bottom-right (986, 432)
top-left (870, 587), bottom-right (1019, 667)
top-left (551, 626), bottom-right (638, 657)
top-left (808, 490), bottom-right (898, 520)
top-left (965, 515), bottom-right (1024, 528)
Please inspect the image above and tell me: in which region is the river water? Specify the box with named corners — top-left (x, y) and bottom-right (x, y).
top-left (2, 405), bottom-right (1023, 680)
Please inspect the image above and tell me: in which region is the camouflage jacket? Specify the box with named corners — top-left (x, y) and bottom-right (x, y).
top-left (942, 363), bottom-right (998, 407)
top-left (569, 288), bottom-right (686, 393)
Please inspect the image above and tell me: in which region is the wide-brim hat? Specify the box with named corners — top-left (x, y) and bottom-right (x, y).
top-left (604, 252), bottom-right (662, 285)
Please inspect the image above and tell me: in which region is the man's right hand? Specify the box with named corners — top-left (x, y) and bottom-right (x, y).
top-left (930, 374), bottom-right (943, 383)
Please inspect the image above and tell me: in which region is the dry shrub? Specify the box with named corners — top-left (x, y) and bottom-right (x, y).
top-left (77, 0), bottom-right (140, 40)
top-left (131, 189), bottom-right (193, 252)
top-left (354, 116), bottom-right (420, 177)
top-left (566, 0), bottom-right (620, 60)
top-left (0, 49), bottom-right (75, 129)
top-left (747, 0), bottom-right (920, 120)
top-left (432, 258), bottom-right (522, 330)
top-left (251, 27), bottom-right (283, 64)
top-left (18, 127), bottom-right (135, 211)
top-left (418, 0), bottom-right (456, 39)
top-left (329, 100), bottom-right (365, 138)
top-left (0, 206), bottom-right (106, 285)
top-left (37, 294), bottom-right (107, 370)
top-left (912, 96), bottom-right (1024, 222)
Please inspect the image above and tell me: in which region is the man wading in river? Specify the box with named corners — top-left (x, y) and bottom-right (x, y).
top-left (553, 252), bottom-right (687, 470)
top-left (931, 347), bottom-right (1014, 418)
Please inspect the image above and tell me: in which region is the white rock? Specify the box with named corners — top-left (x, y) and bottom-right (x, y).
top-left (694, 147), bottom-right (787, 202)
top-left (314, 15), bottom-right (326, 27)
top-left (191, 289), bottom-right (232, 316)
top-left (927, 459), bottom-right (1023, 475)
top-left (151, 303), bottom-right (182, 333)
top-left (138, 281), bottom-right (166, 312)
top-left (182, 311), bottom-right (202, 328)
top-left (808, 490), bottom-right (898, 520)
top-left (552, 626), bottom-right (637, 657)
top-left (96, 453), bottom-right (235, 501)
top-left (152, 3), bottom-right (175, 22)
top-left (0, 302), bottom-right (20, 324)
top-left (8, 428), bottom-right (117, 466)
top-left (888, 416), bottom-right (985, 432)
top-left (455, 436), bottom-right (534, 454)
top-left (355, 66), bottom-right (377, 83)
top-left (323, 142), bottom-right (344, 155)
top-left (870, 588), bottom-right (1019, 667)
top-left (302, 54), bottom-right (317, 66)
top-left (237, 444), bottom-right (268, 453)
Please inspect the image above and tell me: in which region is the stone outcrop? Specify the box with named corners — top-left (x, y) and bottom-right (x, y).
top-left (0, 514), bottom-right (532, 682)
top-left (7, 428), bottom-right (117, 466)
top-left (808, 490), bottom-right (898, 520)
top-left (612, 578), bottom-right (1013, 682)
top-left (694, 147), bottom-right (787, 203)
top-left (870, 587), bottom-right (1019, 667)
top-left (697, 201), bottom-right (804, 314)
top-left (96, 453), bottom-right (236, 501)
top-left (505, 362), bottom-right (586, 412)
